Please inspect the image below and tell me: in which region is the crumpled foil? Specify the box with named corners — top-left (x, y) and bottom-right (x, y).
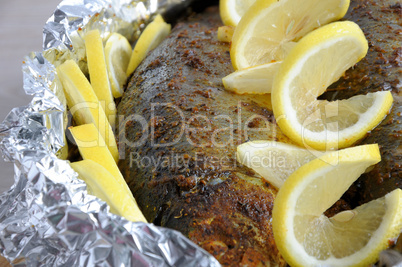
top-left (0, 0), bottom-right (220, 266)
top-left (0, 0), bottom-right (401, 266)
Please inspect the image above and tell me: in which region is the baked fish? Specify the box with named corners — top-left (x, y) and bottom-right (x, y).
top-left (118, 6), bottom-right (288, 266)
top-left (117, 0), bottom-right (401, 265)
top-left (323, 0), bottom-right (401, 205)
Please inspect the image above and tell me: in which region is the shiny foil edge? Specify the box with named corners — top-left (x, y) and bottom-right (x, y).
top-left (0, 0), bottom-right (220, 266)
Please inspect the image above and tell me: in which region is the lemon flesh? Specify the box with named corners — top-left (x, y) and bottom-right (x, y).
top-left (237, 141), bottom-right (318, 188)
top-left (70, 124), bottom-right (141, 215)
top-left (272, 21), bottom-right (393, 150)
top-left (105, 33), bottom-right (132, 98)
top-left (272, 144), bottom-right (402, 267)
top-left (85, 29), bottom-right (116, 127)
top-left (223, 62), bottom-right (281, 94)
top-left (231, 0), bottom-right (350, 70)
top-left (219, 0), bottom-right (256, 26)
top-left (126, 15), bottom-right (171, 76)
top-left (71, 159), bottom-right (147, 222)
top-left (56, 60), bottom-right (118, 161)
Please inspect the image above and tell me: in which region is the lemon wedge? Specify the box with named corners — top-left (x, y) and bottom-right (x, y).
top-left (237, 141), bottom-right (318, 188)
top-left (126, 14), bottom-right (171, 76)
top-left (85, 29), bottom-right (116, 127)
top-left (219, 0), bottom-right (256, 26)
top-left (56, 60), bottom-right (118, 161)
top-left (223, 62), bottom-right (281, 94)
top-left (272, 144), bottom-right (402, 266)
top-left (105, 32), bottom-right (132, 98)
top-left (217, 26), bottom-right (235, 43)
top-left (231, 0), bottom-right (350, 70)
top-left (70, 159), bottom-right (147, 222)
top-left (272, 21), bottom-right (393, 150)
top-left (69, 123), bottom-right (122, 175)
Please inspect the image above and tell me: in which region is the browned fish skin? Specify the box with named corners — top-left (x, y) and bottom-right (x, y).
top-left (118, 1), bottom-right (401, 265)
top-left (118, 6), bottom-right (289, 266)
top-left (324, 0), bottom-right (402, 204)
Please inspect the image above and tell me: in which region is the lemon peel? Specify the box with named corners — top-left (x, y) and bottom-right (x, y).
top-left (85, 29), bottom-right (116, 127)
top-left (56, 60), bottom-right (118, 161)
top-left (126, 15), bottom-right (171, 76)
top-left (71, 159), bottom-right (147, 222)
top-left (223, 62), bottom-right (281, 94)
top-left (105, 32), bottom-right (132, 98)
top-left (237, 140), bottom-right (317, 188)
top-left (219, 0), bottom-right (256, 26)
top-left (217, 26), bottom-right (235, 43)
top-left (231, 0), bottom-right (350, 70)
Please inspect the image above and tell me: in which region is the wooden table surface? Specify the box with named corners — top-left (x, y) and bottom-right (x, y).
top-left (0, 0), bottom-right (59, 265)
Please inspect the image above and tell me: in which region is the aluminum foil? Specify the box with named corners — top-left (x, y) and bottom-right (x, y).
top-left (0, 0), bottom-right (401, 266)
top-left (0, 0), bottom-right (220, 266)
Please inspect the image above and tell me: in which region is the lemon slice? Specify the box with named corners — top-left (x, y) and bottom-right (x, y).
top-left (126, 15), bottom-right (171, 76)
top-left (56, 60), bottom-right (118, 161)
top-left (70, 159), bottom-right (147, 222)
top-left (231, 0), bottom-right (350, 70)
top-left (217, 26), bottom-right (235, 43)
top-left (223, 62), bottom-right (281, 94)
top-left (153, 14), bottom-right (164, 23)
top-left (272, 21), bottom-right (393, 150)
top-left (220, 0), bottom-right (256, 26)
top-left (272, 144), bottom-right (402, 266)
top-left (237, 141), bottom-right (318, 188)
top-left (105, 32), bottom-right (132, 98)
top-left (85, 29), bottom-right (116, 127)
